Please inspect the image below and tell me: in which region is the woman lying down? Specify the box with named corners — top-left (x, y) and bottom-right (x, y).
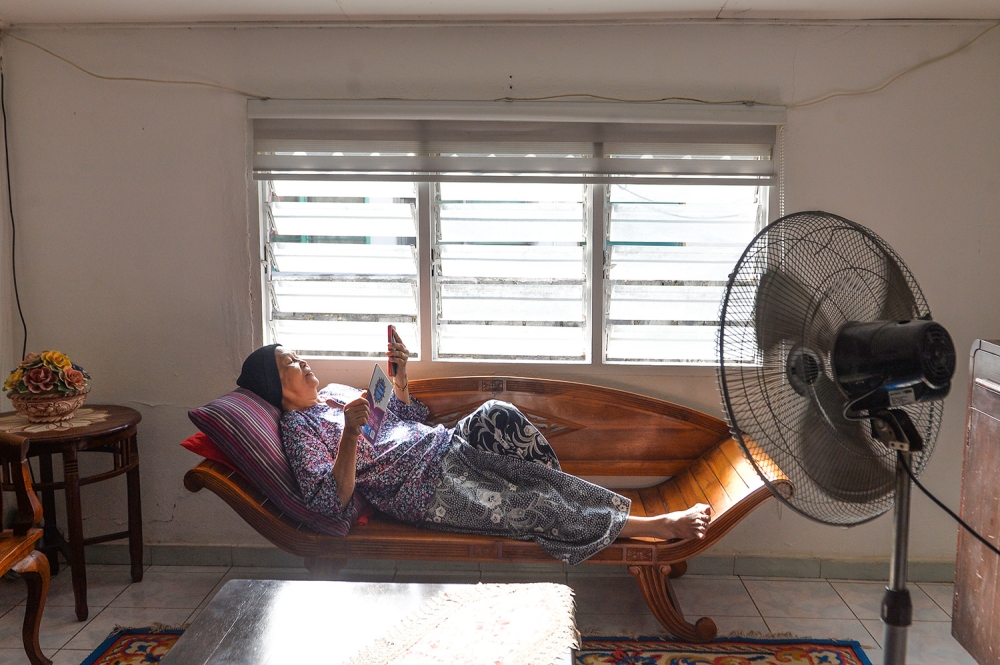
top-left (235, 338), bottom-right (711, 565)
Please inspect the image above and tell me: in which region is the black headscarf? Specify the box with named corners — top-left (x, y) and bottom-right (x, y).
top-left (236, 343), bottom-right (283, 410)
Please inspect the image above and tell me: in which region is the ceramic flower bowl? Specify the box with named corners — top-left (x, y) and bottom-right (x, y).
top-left (9, 388), bottom-right (90, 423)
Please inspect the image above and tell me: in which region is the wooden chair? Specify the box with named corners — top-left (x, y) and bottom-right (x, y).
top-left (0, 432), bottom-right (51, 665)
top-left (185, 376), bottom-right (791, 641)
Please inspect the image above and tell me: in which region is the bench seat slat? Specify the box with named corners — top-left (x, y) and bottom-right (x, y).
top-left (690, 459), bottom-right (735, 516)
top-left (704, 446), bottom-right (750, 501)
top-left (637, 487), bottom-right (668, 516)
top-left (719, 439), bottom-right (765, 490)
top-left (674, 470), bottom-right (711, 513)
top-left (658, 480), bottom-right (690, 515)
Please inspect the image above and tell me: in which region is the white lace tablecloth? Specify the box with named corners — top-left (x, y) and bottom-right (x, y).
top-left (347, 583), bottom-right (578, 665)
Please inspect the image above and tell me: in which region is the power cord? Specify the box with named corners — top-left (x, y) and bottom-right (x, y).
top-left (900, 454), bottom-right (1000, 559)
top-left (0, 30), bottom-right (28, 360)
top-left (4, 33), bottom-right (269, 100)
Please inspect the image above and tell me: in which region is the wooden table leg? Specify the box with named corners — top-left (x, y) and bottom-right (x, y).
top-left (62, 448), bottom-right (88, 621)
top-left (126, 436), bottom-right (143, 583)
top-left (14, 550), bottom-right (52, 665)
top-left (37, 454), bottom-right (60, 575)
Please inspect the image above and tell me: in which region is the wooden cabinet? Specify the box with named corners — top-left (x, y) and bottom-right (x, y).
top-left (953, 339), bottom-right (1000, 664)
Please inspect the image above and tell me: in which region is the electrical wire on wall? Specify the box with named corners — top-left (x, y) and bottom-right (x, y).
top-left (3, 20), bottom-right (999, 107)
top-left (0, 30), bottom-right (28, 361)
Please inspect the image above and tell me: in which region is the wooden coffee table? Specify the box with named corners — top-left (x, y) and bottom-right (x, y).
top-left (161, 579), bottom-right (575, 665)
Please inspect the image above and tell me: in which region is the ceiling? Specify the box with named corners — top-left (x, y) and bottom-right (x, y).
top-left (2, 0), bottom-right (999, 25)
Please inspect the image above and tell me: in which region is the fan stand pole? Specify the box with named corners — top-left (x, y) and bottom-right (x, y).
top-left (882, 451), bottom-right (914, 665)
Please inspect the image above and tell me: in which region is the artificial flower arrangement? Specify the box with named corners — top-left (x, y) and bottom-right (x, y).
top-left (5, 351), bottom-right (91, 422)
top-left (5, 351), bottom-right (90, 395)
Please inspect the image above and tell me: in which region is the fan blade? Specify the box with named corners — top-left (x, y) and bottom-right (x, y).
top-left (878, 256), bottom-right (917, 322)
top-left (755, 270), bottom-right (833, 352)
top-left (794, 373), bottom-right (895, 504)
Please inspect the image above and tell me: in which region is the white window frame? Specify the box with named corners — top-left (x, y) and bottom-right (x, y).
top-left (251, 100), bottom-right (785, 369)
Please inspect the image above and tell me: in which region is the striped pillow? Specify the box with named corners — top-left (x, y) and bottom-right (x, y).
top-left (188, 388), bottom-right (358, 537)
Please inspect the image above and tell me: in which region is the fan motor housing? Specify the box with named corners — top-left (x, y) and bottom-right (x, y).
top-left (833, 319), bottom-right (956, 414)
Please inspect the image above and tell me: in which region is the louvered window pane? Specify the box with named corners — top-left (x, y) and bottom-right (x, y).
top-left (266, 180), bottom-right (419, 358)
top-left (435, 182), bottom-right (588, 361)
top-left (605, 184), bottom-right (765, 364)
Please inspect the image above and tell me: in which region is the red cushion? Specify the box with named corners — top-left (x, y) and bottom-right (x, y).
top-left (180, 432), bottom-right (236, 468)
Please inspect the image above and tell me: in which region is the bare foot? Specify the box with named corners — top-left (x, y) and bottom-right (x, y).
top-left (619, 503), bottom-right (712, 541)
top-left (656, 503), bottom-right (712, 540)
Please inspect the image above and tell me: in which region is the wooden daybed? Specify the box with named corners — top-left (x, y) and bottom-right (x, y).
top-left (184, 376), bottom-right (791, 641)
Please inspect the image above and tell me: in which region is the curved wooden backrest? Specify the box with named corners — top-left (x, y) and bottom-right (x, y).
top-left (408, 376), bottom-right (732, 478)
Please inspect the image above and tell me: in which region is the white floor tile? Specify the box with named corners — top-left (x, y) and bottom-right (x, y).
top-left (831, 581), bottom-right (949, 621)
top-left (51, 649), bottom-right (93, 665)
top-left (108, 571), bottom-right (226, 609)
top-left (915, 583), bottom-right (955, 618)
top-left (0, 648), bottom-right (46, 665)
top-left (568, 576), bottom-right (649, 616)
top-left (672, 577), bottom-right (760, 617)
top-left (712, 615), bottom-right (770, 636)
top-left (742, 579), bottom-right (854, 619)
top-left (763, 617), bottom-right (879, 649)
top-left (863, 647), bottom-right (883, 664)
top-left (47, 566), bottom-right (134, 609)
top-left (0, 603), bottom-right (88, 651)
top-left (575, 611), bottom-right (666, 637)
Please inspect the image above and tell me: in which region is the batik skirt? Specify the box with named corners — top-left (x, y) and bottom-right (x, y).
top-left (421, 400), bottom-right (631, 565)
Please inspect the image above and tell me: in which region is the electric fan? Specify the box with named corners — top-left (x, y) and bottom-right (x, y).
top-left (717, 211), bottom-right (956, 665)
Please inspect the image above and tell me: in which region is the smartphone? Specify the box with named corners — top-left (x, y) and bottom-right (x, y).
top-left (388, 325), bottom-right (398, 377)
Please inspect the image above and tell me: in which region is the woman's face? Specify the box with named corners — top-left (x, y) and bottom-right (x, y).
top-left (275, 347), bottom-right (320, 408)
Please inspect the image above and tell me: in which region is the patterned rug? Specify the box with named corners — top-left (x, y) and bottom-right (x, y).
top-left (82, 630), bottom-right (873, 665)
top-left (578, 637), bottom-right (873, 665)
top-left (81, 627), bottom-right (184, 665)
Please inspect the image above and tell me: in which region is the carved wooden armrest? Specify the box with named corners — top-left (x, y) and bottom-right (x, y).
top-left (0, 433), bottom-right (43, 536)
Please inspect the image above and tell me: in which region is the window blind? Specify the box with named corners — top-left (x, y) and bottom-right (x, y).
top-left (251, 101), bottom-right (783, 185)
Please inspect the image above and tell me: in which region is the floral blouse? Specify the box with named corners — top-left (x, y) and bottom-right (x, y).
top-left (280, 384), bottom-right (453, 529)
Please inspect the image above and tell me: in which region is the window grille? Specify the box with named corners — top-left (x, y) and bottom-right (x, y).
top-left (434, 182), bottom-right (589, 362)
top-left (264, 180), bottom-right (419, 358)
top-left (604, 183), bottom-right (767, 364)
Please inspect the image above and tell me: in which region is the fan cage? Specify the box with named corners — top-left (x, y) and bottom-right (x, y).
top-left (717, 211), bottom-right (941, 526)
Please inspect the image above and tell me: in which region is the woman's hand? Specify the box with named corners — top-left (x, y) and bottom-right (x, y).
top-left (387, 330), bottom-right (411, 403)
top-left (337, 393), bottom-right (371, 440)
top-left (330, 392), bottom-right (369, 509)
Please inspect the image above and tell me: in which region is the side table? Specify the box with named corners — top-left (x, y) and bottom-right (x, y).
top-left (0, 405), bottom-right (143, 621)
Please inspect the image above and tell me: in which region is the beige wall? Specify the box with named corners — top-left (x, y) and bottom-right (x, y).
top-left (1, 21), bottom-right (998, 558)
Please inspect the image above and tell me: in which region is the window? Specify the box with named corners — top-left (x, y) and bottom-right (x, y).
top-left (253, 101), bottom-right (783, 364)
top-left (435, 182), bottom-right (589, 361)
top-left (264, 180), bottom-right (420, 358)
top-left (604, 183), bottom-right (767, 363)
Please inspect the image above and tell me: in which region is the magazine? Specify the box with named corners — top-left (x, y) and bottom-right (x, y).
top-left (359, 364), bottom-right (392, 445)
